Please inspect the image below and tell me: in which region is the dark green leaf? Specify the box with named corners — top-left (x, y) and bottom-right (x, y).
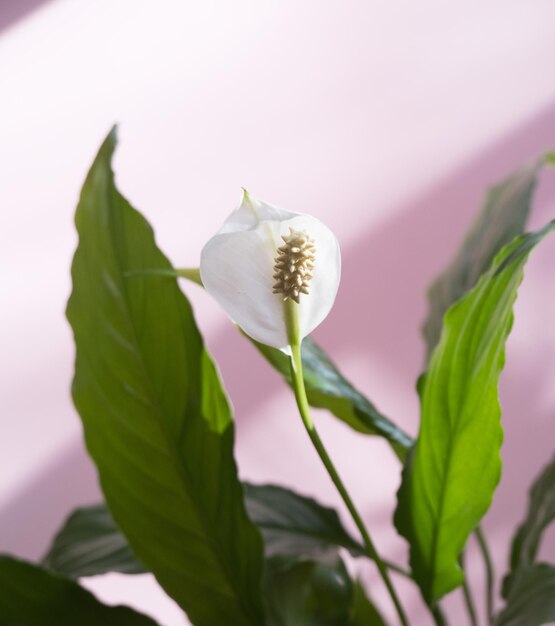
top-left (395, 222), bottom-right (555, 602)
top-left (0, 555), bottom-right (157, 625)
top-left (45, 498), bottom-right (387, 626)
top-left (263, 554), bottom-right (354, 626)
top-left (66, 129), bottom-right (265, 625)
top-left (44, 484), bottom-right (366, 579)
top-left (349, 581), bottom-right (387, 626)
top-left (244, 483), bottom-right (364, 558)
top-left (495, 564), bottom-right (555, 626)
top-left (43, 504), bottom-right (145, 578)
top-left (254, 338), bottom-right (412, 460)
top-left (503, 455), bottom-right (555, 597)
top-left (423, 158), bottom-right (546, 359)
top-left (510, 454), bottom-right (555, 570)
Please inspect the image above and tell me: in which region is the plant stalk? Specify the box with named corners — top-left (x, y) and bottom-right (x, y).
top-left (460, 553), bottom-right (479, 626)
top-left (431, 604), bottom-right (449, 626)
top-left (475, 526), bottom-right (495, 623)
top-left (285, 305), bottom-right (409, 626)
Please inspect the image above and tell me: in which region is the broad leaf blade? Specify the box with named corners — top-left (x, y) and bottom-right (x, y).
top-left (44, 500), bottom-right (386, 626)
top-left (44, 486), bottom-right (366, 579)
top-left (263, 554), bottom-right (354, 626)
top-left (0, 555), bottom-right (157, 625)
top-left (67, 129), bottom-right (265, 625)
top-left (495, 564), bottom-right (555, 626)
top-left (254, 338), bottom-right (412, 460)
top-left (503, 455), bottom-right (555, 597)
top-left (245, 483), bottom-right (364, 558)
top-left (43, 504), bottom-right (145, 578)
top-left (395, 222), bottom-right (555, 602)
top-left (423, 159), bottom-right (545, 359)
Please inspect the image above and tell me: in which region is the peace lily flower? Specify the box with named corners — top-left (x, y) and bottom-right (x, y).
top-left (200, 192), bottom-right (408, 626)
top-left (200, 191), bottom-right (341, 351)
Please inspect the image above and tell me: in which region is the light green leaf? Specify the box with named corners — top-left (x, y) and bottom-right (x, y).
top-left (244, 483), bottom-right (364, 558)
top-left (263, 554), bottom-right (354, 626)
top-left (66, 129), bottom-right (265, 625)
top-left (395, 222), bottom-right (555, 602)
top-left (0, 555), bottom-right (157, 625)
top-left (495, 564), bottom-right (555, 626)
top-left (349, 581), bottom-right (387, 626)
top-left (43, 504), bottom-right (144, 578)
top-left (254, 338), bottom-right (412, 460)
top-left (503, 455), bottom-right (555, 597)
top-left (423, 158), bottom-right (546, 359)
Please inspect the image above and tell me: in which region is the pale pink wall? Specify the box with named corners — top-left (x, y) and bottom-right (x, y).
top-left (1, 1), bottom-right (555, 624)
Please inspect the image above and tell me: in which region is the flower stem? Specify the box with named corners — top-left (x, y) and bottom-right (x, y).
top-left (125, 267), bottom-right (203, 285)
top-left (286, 339), bottom-right (409, 624)
top-left (175, 267), bottom-right (202, 285)
top-left (475, 526), bottom-right (495, 623)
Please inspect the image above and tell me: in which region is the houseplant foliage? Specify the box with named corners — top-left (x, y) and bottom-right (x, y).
top-left (1, 129), bottom-right (554, 626)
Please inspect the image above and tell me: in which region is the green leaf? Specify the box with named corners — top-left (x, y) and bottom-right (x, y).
top-left (44, 499), bottom-right (387, 626)
top-left (263, 554), bottom-right (354, 626)
top-left (503, 455), bottom-right (555, 597)
top-left (43, 504), bottom-right (145, 578)
top-left (349, 581), bottom-right (387, 626)
top-left (244, 483), bottom-right (364, 558)
top-left (394, 222), bottom-right (555, 602)
top-left (423, 158), bottom-right (546, 359)
top-left (263, 554), bottom-right (386, 626)
top-left (66, 128), bottom-right (265, 625)
top-left (253, 338), bottom-right (412, 460)
top-left (0, 555), bottom-right (157, 625)
top-left (44, 484), bottom-right (365, 579)
top-left (495, 564), bottom-right (555, 626)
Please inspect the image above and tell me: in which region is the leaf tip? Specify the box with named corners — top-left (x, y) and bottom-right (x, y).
top-left (99, 124), bottom-right (119, 159)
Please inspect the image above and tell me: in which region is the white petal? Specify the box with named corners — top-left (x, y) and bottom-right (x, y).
top-left (201, 221), bottom-right (289, 348)
top-left (216, 192), bottom-right (297, 235)
top-left (200, 193), bottom-right (341, 350)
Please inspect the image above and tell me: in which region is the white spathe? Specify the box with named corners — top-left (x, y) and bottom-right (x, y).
top-left (200, 192), bottom-right (341, 350)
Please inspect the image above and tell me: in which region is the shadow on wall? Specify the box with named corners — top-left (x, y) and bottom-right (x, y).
top-left (0, 0), bottom-right (54, 35)
top-left (1, 101), bottom-right (555, 568)
top-left (0, 441), bottom-right (100, 559)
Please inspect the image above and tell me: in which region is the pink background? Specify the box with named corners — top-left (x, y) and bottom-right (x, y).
top-left (1, 1), bottom-right (555, 624)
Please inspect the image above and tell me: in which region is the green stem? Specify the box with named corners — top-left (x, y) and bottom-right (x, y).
top-left (475, 526), bottom-right (495, 623)
top-left (431, 604), bottom-right (449, 626)
top-left (285, 325), bottom-right (409, 625)
top-left (460, 553), bottom-right (479, 626)
top-left (175, 267), bottom-right (202, 285)
top-left (384, 560), bottom-right (412, 579)
top-left (124, 267), bottom-right (203, 286)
